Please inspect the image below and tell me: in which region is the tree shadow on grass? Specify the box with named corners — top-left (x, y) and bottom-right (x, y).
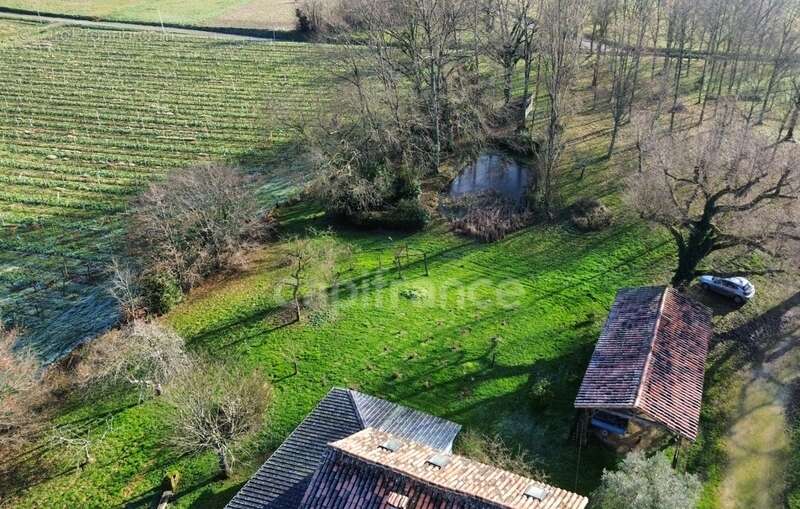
top-left (687, 290), bottom-right (800, 476)
top-left (185, 480), bottom-right (244, 509)
top-left (705, 291), bottom-right (800, 382)
top-left (374, 323), bottom-right (615, 494)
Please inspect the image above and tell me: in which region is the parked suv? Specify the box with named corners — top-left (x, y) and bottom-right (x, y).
top-left (698, 275), bottom-right (755, 304)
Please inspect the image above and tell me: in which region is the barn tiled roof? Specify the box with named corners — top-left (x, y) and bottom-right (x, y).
top-left (574, 286), bottom-right (712, 441)
top-left (226, 388), bottom-right (461, 509)
top-left (300, 428), bottom-right (589, 509)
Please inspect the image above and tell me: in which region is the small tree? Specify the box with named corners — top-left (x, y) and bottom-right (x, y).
top-left (781, 78), bottom-right (800, 143)
top-left (164, 361), bottom-right (273, 479)
top-left (107, 258), bottom-right (143, 322)
top-left (592, 451), bottom-right (701, 509)
top-left (77, 320), bottom-right (189, 400)
top-left (129, 163), bottom-right (269, 292)
top-left (282, 231), bottom-right (346, 322)
top-left (50, 418), bottom-right (114, 473)
top-left (628, 104), bottom-right (800, 286)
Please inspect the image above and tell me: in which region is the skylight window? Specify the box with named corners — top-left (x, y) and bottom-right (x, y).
top-left (523, 485), bottom-right (548, 501)
top-left (384, 492), bottom-right (409, 509)
top-left (425, 453), bottom-right (451, 469)
top-left (378, 438), bottom-right (402, 452)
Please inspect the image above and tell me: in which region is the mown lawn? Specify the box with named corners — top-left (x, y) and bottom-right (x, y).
top-left (7, 208), bottom-right (676, 508)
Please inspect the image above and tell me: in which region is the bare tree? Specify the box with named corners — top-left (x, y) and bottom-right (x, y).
top-left (129, 163), bottom-right (270, 292)
top-left (50, 418), bottom-right (114, 473)
top-left (606, 0), bottom-right (653, 157)
top-left (76, 320), bottom-right (189, 400)
top-left (666, 0), bottom-right (694, 132)
top-left (0, 323), bottom-right (41, 451)
top-left (282, 231), bottom-right (346, 322)
top-left (482, 0), bottom-right (535, 105)
top-left (534, 0), bottom-right (587, 214)
top-left (164, 360), bottom-right (273, 479)
top-left (781, 78), bottom-right (800, 142)
top-left (456, 429), bottom-right (546, 479)
top-left (589, 0), bottom-right (614, 103)
top-left (107, 258), bottom-right (143, 322)
top-left (755, 6), bottom-right (800, 125)
top-left (628, 103), bottom-right (800, 286)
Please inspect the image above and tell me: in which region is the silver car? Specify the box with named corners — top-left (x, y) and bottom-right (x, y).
top-left (698, 275), bottom-right (755, 303)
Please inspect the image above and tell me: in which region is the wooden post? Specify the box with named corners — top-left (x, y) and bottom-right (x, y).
top-left (423, 252), bottom-right (429, 276)
top-left (672, 436), bottom-right (683, 469)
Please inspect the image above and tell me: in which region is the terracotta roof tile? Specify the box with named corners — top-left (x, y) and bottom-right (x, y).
top-left (574, 287), bottom-right (712, 441)
top-left (300, 428), bottom-right (589, 509)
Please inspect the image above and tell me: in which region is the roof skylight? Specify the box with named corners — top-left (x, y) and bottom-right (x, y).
top-left (425, 453), bottom-right (451, 469)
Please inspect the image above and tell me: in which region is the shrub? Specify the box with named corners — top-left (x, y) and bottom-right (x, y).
top-left (592, 451), bottom-right (701, 509)
top-left (0, 324), bottom-right (43, 453)
top-left (380, 198), bottom-right (430, 230)
top-left (400, 288), bottom-right (426, 300)
top-left (71, 320), bottom-right (189, 400)
top-left (295, 8), bottom-right (313, 33)
top-left (529, 377), bottom-right (554, 411)
top-left (449, 198), bottom-right (531, 242)
top-left (456, 430), bottom-right (546, 479)
top-left (140, 271), bottom-right (183, 315)
top-left (295, 0), bottom-right (337, 34)
top-left (570, 198), bottom-right (612, 232)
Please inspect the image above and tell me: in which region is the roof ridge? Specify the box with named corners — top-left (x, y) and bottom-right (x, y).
top-left (328, 429), bottom-right (584, 509)
top-left (345, 388), bottom-right (367, 429)
top-left (633, 286), bottom-right (669, 409)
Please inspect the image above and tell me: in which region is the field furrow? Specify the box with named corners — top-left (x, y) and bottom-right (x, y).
top-left (0, 23), bottom-right (334, 360)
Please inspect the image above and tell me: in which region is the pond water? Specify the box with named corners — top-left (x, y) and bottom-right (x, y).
top-left (449, 152), bottom-right (532, 205)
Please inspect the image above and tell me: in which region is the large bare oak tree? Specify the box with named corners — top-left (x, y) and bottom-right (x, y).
top-left (629, 103), bottom-right (800, 286)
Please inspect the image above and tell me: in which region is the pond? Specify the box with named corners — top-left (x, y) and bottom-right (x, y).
top-left (448, 152), bottom-right (532, 205)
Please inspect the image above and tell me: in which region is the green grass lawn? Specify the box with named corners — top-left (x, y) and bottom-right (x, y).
top-left (6, 211), bottom-right (678, 508)
top-left (0, 0), bottom-right (299, 29)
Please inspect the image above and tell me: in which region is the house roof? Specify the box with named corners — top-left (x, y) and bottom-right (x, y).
top-left (574, 286), bottom-right (712, 441)
top-left (226, 388), bottom-right (461, 509)
top-left (300, 428), bottom-right (589, 509)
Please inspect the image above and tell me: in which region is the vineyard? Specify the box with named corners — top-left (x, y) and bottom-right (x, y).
top-left (0, 0), bottom-right (299, 30)
top-left (0, 21), bottom-right (334, 360)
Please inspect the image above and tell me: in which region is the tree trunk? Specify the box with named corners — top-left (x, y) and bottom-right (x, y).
top-left (607, 122), bottom-right (619, 159)
top-left (292, 280), bottom-right (301, 322)
top-left (670, 214), bottom-right (716, 287)
top-left (784, 100), bottom-right (799, 142)
top-left (530, 54), bottom-right (542, 124)
top-left (503, 61), bottom-right (514, 104)
top-left (219, 450), bottom-right (232, 479)
top-left (669, 37), bottom-right (685, 132)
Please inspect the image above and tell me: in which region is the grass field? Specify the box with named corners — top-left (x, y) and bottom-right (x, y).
top-left (6, 215), bottom-right (679, 508)
top-left (1, 17), bottom-right (797, 509)
top-left (0, 0), bottom-right (300, 30)
top-left (0, 21), bottom-right (333, 359)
